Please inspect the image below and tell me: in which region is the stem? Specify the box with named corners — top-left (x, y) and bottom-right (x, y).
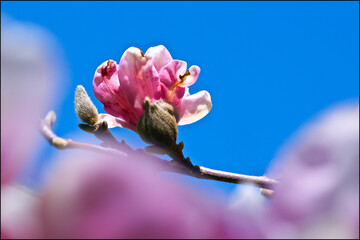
top-left (39, 118), bottom-right (126, 157)
top-left (39, 111), bottom-right (278, 190)
top-left (196, 166), bottom-right (277, 189)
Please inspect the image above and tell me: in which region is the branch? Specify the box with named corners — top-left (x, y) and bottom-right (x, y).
top-left (39, 111), bottom-right (278, 190)
top-left (39, 112), bottom-right (126, 158)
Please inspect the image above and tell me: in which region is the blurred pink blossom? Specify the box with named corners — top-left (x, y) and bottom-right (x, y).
top-left (2, 151), bottom-right (264, 239)
top-left (1, 16), bottom-right (64, 185)
top-left (263, 104), bottom-right (359, 238)
top-left (42, 152), bottom-right (264, 239)
top-left (93, 46), bottom-right (212, 131)
top-left (1, 184), bottom-right (45, 239)
top-left (1, 16), bottom-right (66, 239)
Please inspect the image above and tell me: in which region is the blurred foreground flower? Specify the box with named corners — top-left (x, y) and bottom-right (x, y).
top-left (228, 104), bottom-right (359, 239)
top-left (2, 151), bottom-right (264, 239)
top-left (92, 46), bottom-right (212, 131)
top-left (1, 15), bottom-right (65, 238)
top-left (39, 152), bottom-right (262, 239)
top-left (263, 104), bottom-right (359, 238)
top-left (1, 15), bottom-right (63, 185)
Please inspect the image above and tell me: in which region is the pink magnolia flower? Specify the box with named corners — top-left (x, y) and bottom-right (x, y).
top-left (93, 45), bottom-right (212, 131)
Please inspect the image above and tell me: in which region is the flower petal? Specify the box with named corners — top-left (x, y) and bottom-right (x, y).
top-left (93, 60), bottom-right (138, 126)
top-left (98, 114), bottom-right (137, 132)
top-left (159, 60), bottom-right (187, 88)
top-left (145, 45), bottom-right (173, 72)
top-left (159, 60), bottom-right (189, 106)
top-left (181, 65), bottom-right (200, 87)
top-left (118, 47), bottom-right (162, 119)
top-left (159, 61), bottom-right (201, 107)
top-left (178, 90), bottom-right (212, 125)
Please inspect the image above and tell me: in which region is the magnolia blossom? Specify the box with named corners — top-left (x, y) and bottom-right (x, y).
top-left (93, 45), bottom-right (212, 131)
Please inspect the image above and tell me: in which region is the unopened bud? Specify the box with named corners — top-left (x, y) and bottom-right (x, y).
top-left (137, 97), bottom-right (179, 149)
top-left (75, 85), bottom-right (99, 125)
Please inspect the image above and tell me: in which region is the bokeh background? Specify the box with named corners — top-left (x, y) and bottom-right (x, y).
top-left (1, 1), bottom-right (359, 195)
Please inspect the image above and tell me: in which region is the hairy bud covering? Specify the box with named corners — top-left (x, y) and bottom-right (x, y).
top-left (137, 97), bottom-right (179, 149)
top-left (75, 85), bottom-right (99, 125)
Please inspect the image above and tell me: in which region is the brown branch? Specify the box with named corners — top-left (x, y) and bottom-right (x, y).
top-left (39, 111), bottom-right (278, 190)
top-left (196, 166), bottom-right (278, 189)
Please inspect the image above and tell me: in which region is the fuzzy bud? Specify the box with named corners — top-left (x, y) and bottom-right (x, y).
top-left (137, 97), bottom-right (179, 149)
top-left (75, 85), bottom-right (99, 125)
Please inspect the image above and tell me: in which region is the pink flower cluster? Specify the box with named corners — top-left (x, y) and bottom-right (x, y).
top-left (1, 19), bottom-right (358, 239)
top-left (93, 46), bottom-right (212, 131)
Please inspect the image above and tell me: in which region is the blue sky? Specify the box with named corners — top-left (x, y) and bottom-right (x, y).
top-left (2, 1), bottom-right (359, 195)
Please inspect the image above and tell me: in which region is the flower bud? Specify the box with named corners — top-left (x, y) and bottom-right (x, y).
top-left (137, 97), bottom-right (179, 149)
top-left (75, 85), bottom-right (99, 125)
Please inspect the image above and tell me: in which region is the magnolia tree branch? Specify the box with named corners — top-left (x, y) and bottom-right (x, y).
top-left (39, 111), bottom-right (278, 190)
top-left (39, 112), bottom-right (126, 157)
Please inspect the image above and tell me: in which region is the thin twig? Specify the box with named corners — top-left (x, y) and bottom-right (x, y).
top-left (39, 111), bottom-right (279, 190)
top-left (196, 166), bottom-right (278, 189)
top-left (39, 118), bottom-right (126, 157)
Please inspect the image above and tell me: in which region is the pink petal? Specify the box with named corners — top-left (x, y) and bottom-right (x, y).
top-left (145, 45), bottom-right (173, 72)
top-left (159, 60), bottom-right (188, 88)
top-left (98, 113), bottom-right (137, 132)
top-left (160, 83), bottom-right (186, 109)
top-left (182, 65), bottom-right (200, 87)
top-left (159, 61), bottom-right (201, 106)
top-left (93, 60), bottom-right (138, 127)
top-left (160, 62), bottom-right (200, 89)
top-left (178, 90), bottom-right (212, 125)
top-left (118, 47), bottom-right (162, 119)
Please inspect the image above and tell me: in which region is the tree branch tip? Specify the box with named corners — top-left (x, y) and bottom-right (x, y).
top-left (45, 110), bottom-right (56, 127)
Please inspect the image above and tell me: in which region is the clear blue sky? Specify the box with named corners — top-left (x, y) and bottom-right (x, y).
top-left (2, 1), bottom-right (359, 195)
